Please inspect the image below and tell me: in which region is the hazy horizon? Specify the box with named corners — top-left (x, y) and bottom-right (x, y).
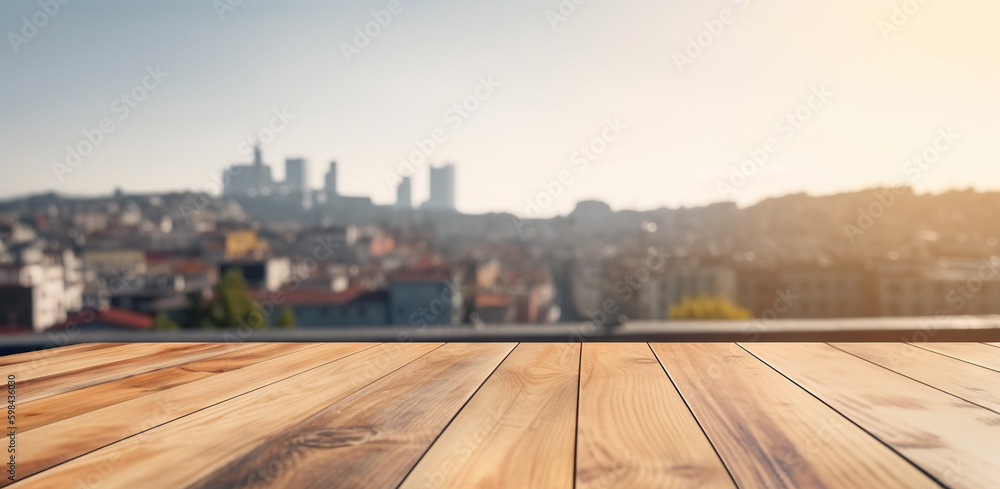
top-left (3, 0), bottom-right (999, 217)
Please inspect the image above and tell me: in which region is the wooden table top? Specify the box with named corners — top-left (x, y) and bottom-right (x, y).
top-left (4, 341), bottom-right (1000, 488)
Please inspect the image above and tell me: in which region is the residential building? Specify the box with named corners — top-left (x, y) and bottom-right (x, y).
top-left (876, 258), bottom-right (1000, 317)
top-left (219, 257), bottom-right (291, 291)
top-left (473, 294), bottom-right (514, 323)
top-left (81, 249), bottom-right (147, 275)
top-left (0, 254), bottom-right (82, 332)
top-left (387, 265), bottom-right (460, 326)
top-left (642, 266), bottom-right (739, 320)
top-left (259, 288), bottom-right (389, 327)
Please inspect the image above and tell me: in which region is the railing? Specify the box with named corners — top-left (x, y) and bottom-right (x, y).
top-left (2, 316), bottom-right (999, 355)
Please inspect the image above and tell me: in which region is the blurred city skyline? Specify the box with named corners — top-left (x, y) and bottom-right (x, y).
top-left (3, 0), bottom-right (1000, 217)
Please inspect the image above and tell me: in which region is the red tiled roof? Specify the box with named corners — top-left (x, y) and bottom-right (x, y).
top-left (172, 260), bottom-right (215, 275)
top-left (475, 294), bottom-right (512, 309)
top-left (55, 307), bottom-right (154, 330)
top-left (0, 324), bottom-right (31, 334)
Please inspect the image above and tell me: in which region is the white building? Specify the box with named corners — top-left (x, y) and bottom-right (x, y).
top-left (0, 250), bottom-right (83, 331)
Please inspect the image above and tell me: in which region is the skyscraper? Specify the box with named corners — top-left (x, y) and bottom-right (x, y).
top-left (425, 164), bottom-right (455, 211)
top-left (325, 161), bottom-right (338, 200)
top-left (396, 177), bottom-right (412, 209)
top-left (284, 158), bottom-right (307, 194)
top-left (252, 144), bottom-right (273, 193)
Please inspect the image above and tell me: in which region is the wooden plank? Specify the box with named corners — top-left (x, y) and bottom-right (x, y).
top-left (18, 343), bottom-right (316, 431)
top-left (572, 343), bottom-right (734, 489)
top-left (15, 342), bottom-right (443, 489)
top-left (833, 343), bottom-right (1000, 413)
top-left (185, 342), bottom-right (516, 489)
top-left (0, 343), bottom-right (123, 368)
top-left (400, 343), bottom-right (579, 489)
top-left (910, 343), bottom-right (1000, 372)
top-left (15, 342), bottom-right (253, 403)
top-left (653, 343), bottom-right (938, 489)
top-left (3, 343), bottom-right (171, 380)
top-left (746, 342), bottom-right (1000, 489)
top-left (10, 343), bottom-right (372, 486)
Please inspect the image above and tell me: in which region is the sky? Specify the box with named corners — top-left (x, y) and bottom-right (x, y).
top-left (1, 0), bottom-right (999, 217)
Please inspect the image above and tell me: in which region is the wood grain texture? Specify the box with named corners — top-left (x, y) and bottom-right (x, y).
top-left (0, 343), bottom-right (122, 368)
top-left (833, 343), bottom-right (1000, 413)
top-left (4, 343), bottom-right (173, 380)
top-left (18, 343), bottom-right (315, 431)
top-left (186, 342), bottom-right (516, 489)
top-left (15, 342), bottom-right (251, 403)
top-left (910, 343), bottom-right (1000, 372)
top-left (10, 343), bottom-right (371, 486)
top-left (13, 342), bottom-right (441, 489)
top-left (574, 343), bottom-right (734, 489)
top-left (653, 343), bottom-right (938, 489)
top-left (400, 343), bottom-right (579, 489)
top-left (746, 342), bottom-right (1000, 489)
top-left (12, 342), bottom-right (1000, 489)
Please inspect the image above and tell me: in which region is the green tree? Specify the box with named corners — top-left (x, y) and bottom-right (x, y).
top-left (669, 295), bottom-right (753, 320)
top-left (276, 305), bottom-right (296, 328)
top-left (213, 269), bottom-right (267, 329)
top-left (180, 290), bottom-right (215, 329)
top-left (152, 312), bottom-right (180, 331)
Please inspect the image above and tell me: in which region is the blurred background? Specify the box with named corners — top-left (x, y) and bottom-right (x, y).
top-left (2, 0), bottom-right (999, 335)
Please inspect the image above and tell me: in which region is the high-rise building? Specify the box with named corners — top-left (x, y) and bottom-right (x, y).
top-left (425, 164), bottom-right (455, 211)
top-left (284, 158), bottom-right (308, 194)
top-left (223, 143), bottom-right (275, 197)
top-left (396, 177), bottom-right (412, 209)
top-left (325, 161), bottom-right (338, 200)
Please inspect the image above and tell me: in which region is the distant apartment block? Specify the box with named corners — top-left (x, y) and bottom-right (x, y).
top-left (424, 164), bottom-right (455, 211)
top-left (396, 176), bottom-right (412, 209)
top-left (325, 161), bottom-right (339, 199)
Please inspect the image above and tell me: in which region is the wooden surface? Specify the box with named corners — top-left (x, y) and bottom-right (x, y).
top-left (4, 342), bottom-right (1000, 488)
